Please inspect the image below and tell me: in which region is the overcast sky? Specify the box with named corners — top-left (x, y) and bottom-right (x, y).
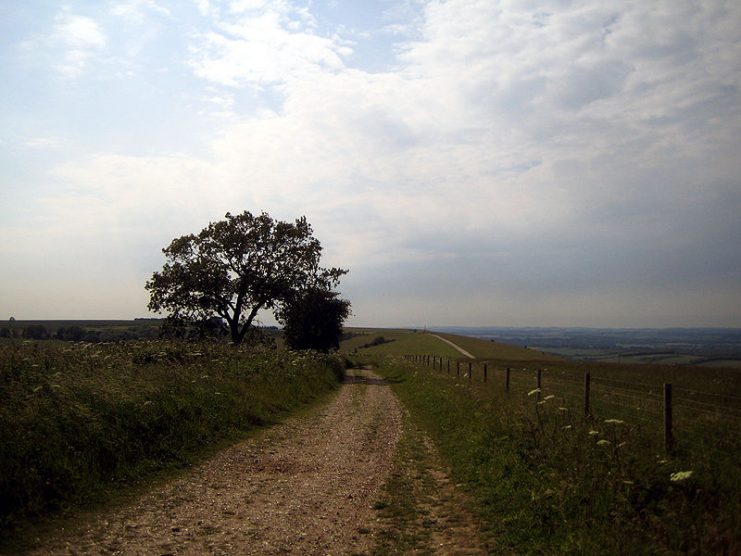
top-left (1, 0), bottom-right (740, 328)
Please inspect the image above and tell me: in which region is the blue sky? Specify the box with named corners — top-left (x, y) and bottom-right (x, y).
top-left (1, 0), bottom-right (740, 327)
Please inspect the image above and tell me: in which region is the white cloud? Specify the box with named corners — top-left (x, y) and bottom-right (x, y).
top-left (3, 0), bottom-right (740, 324)
top-left (49, 13), bottom-right (107, 77)
top-left (22, 137), bottom-right (62, 149)
top-left (188, 1), bottom-right (351, 87)
top-left (110, 0), bottom-right (171, 22)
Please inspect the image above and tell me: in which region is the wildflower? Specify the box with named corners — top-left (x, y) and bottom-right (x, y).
top-left (670, 470), bottom-right (693, 482)
top-left (597, 439), bottom-right (611, 446)
top-left (623, 480), bottom-right (635, 485)
top-left (588, 430), bottom-right (600, 436)
top-left (543, 395), bottom-right (555, 401)
top-left (562, 425), bottom-right (572, 430)
top-left (527, 388), bottom-right (541, 397)
top-left (604, 419), bottom-right (626, 425)
top-left (558, 407), bottom-right (568, 412)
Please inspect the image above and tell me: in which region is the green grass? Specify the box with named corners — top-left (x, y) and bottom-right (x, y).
top-left (0, 339), bottom-right (345, 541)
top-left (370, 354), bottom-right (740, 554)
top-left (344, 330), bottom-right (460, 358)
top-left (430, 331), bottom-right (565, 363)
top-left (371, 413), bottom-right (437, 554)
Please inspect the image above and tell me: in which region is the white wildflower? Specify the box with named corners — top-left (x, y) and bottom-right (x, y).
top-left (670, 471), bottom-right (693, 482)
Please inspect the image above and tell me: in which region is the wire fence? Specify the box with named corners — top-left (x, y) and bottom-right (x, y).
top-left (404, 354), bottom-right (741, 458)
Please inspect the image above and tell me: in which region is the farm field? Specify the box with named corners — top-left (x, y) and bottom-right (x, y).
top-left (433, 326), bottom-right (741, 367)
top-left (349, 329), bottom-right (741, 553)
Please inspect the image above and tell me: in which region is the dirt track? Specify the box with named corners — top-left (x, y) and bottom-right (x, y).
top-left (24, 366), bottom-right (487, 555)
top-left (27, 368), bottom-right (403, 555)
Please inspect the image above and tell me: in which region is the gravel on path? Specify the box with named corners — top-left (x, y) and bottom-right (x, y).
top-left (28, 368), bottom-right (403, 555)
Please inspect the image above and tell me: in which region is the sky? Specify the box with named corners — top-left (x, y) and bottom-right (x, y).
top-left (1, 0), bottom-right (740, 328)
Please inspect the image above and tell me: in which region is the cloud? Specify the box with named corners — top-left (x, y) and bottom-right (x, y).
top-left (22, 137), bottom-right (62, 149)
top-left (110, 0), bottom-right (171, 22)
top-left (50, 13), bottom-right (107, 77)
top-left (3, 0), bottom-right (740, 324)
top-left (188, 0), bottom-right (351, 87)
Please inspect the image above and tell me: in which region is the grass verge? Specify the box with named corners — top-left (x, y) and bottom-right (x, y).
top-left (0, 339), bottom-right (345, 543)
top-left (372, 354), bottom-right (740, 554)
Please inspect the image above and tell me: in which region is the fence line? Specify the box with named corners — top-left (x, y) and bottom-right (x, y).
top-left (403, 354), bottom-right (741, 457)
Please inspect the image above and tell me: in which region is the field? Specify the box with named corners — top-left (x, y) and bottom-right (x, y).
top-left (434, 326), bottom-right (741, 367)
top-left (347, 329), bottom-right (741, 553)
top-left (0, 339), bottom-right (345, 542)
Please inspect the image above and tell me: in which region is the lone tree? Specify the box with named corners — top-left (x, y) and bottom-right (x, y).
top-left (146, 211), bottom-right (347, 345)
top-left (278, 287), bottom-right (351, 352)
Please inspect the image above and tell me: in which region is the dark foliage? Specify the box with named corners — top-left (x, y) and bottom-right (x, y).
top-left (23, 325), bottom-right (49, 340)
top-left (279, 288), bottom-right (351, 352)
top-left (146, 211), bottom-right (347, 345)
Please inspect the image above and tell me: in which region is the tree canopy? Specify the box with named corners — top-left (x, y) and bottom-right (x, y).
top-left (278, 287), bottom-right (351, 352)
top-left (146, 211), bottom-right (348, 345)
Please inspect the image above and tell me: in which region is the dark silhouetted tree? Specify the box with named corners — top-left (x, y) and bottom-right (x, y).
top-left (23, 324), bottom-right (49, 340)
top-left (278, 288), bottom-right (351, 352)
top-left (146, 211), bottom-right (347, 345)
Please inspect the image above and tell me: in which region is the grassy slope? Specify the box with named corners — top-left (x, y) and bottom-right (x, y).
top-left (347, 330), bottom-right (740, 553)
top-left (344, 330), bottom-right (461, 358)
top-left (0, 340), bottom-right (345, 541)
top-left (431, 331), bottom-right (565, 363)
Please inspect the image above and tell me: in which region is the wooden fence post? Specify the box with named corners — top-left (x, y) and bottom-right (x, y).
top-left (584, 372), bottom-right (591, 418)
top-left (447, 360), bottom-right (450, 374)
top-left (536, 369), bottom-right (542, 401)
top-left (484, 363), bottom-right (488, 383)
top-left (456, 361), bottom-right (460, 378)
top-left (664, 383), bottom-right (674, 455)
top-left (505, 367), bottom-right (511, 393)
top-left (468, 361), bottom-right (472, 381)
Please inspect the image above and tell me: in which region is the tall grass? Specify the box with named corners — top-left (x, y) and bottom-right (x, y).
top-left (0, 339), bottom-right (345, 537)
top-left (373, 354), bottom-right (740, 554)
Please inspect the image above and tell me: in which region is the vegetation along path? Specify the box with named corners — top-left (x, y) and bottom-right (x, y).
top-left (23, 368), bottom-right (485, 555)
